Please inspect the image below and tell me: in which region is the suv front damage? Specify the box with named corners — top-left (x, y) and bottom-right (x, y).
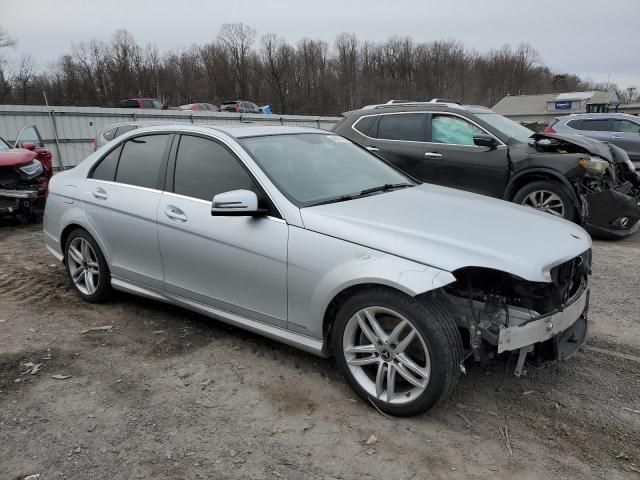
top-left (530, 133), bottom-right (640, 238)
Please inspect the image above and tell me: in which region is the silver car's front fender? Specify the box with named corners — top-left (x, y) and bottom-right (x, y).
top-left (286, 226), bottom-right (456, 339)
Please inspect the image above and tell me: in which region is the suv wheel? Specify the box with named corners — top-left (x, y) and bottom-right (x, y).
top-left (513, 180), bottom-right (576, 221)
top-left (333, 288), bottom-right (462, 416)
top-left (64, 228), bottom-right (112, 303)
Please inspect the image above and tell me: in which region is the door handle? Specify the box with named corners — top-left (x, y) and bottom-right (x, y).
top-left (164, 205), bottom-right (188, 222)
top-left (92, 188), bottom-right (108, 200)
top-left (366, 146), bottom-right (380, 152)
top-left (611, 135), bottom-right (622, 139)
top-left (424, 152), bottom-right (443, 158)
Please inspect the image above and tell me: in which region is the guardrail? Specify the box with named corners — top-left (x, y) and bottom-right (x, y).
top-left (0, 105), bottom-right (341, 168)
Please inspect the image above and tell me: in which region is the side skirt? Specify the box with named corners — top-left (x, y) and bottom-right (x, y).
top-left (110, 276), bottom-right (327, 357)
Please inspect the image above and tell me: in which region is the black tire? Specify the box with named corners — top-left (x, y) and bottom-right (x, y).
top-left (332, 287), bottom-right (463, 416)
top-left (512, 180), bottom-right (576, 222)
top-left (64, 228), bottom-right (112, 303)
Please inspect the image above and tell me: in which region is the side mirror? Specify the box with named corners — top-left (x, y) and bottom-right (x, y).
top-left (21, 142), bottom-right (37, 151)
top-left (473, 134), bottom-right (499, 150)
top-left (211, 189), bottom-right (268, 216)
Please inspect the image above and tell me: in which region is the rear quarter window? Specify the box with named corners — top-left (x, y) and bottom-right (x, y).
top-left (353, 116), bottom-right (376, 136)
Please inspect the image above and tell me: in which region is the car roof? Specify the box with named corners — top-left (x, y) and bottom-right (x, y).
top-left (561, 112), bottom-right (637, 119)
top-left (348, 102), bottom-right (495, 117)
top-left (133, 124), bottom-right (326, 139)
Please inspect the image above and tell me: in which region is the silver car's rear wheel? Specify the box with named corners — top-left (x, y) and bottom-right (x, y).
top-left (67, 237), bottom-right (100, 295)
top-left (343, 306), bottom-right (431, 405)
top-left (64, 228), bottom-right (112, 303)
top-left (521, 190), bottom-right (565, 217)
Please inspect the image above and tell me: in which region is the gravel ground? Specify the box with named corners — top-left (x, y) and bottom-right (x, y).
top-left (0, 224), bottom-right (639, 480)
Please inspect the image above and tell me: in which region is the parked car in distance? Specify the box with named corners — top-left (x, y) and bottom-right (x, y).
top-left (44, 124), bottom-right (591, 416)
top-left (1, 125), bottom-right (53, 223)
top-left (545, 113), bottom-right (640, 169)
top-left (118, 98), bottom-right (166, 109)
top-left (178, 103), bottom-right (219, 112)
top-left (220, 100), bottom-right (261, 113)
top-left (334, 100), bottom-right (640, 238)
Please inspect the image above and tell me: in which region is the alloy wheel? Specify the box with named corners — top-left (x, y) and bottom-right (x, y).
top-left (522, 190), bottom-right (565, 217)
top-left (343, 306), bottom-right (431, 405)
top-left (67, 237), bottom-right (100, 295)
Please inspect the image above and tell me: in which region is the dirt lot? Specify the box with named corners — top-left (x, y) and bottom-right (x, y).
top-left (1, 224), bottom-right (639, 480)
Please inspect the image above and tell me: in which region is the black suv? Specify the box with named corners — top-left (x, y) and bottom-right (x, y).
top-left (334, 101), bottom-right (640, 238)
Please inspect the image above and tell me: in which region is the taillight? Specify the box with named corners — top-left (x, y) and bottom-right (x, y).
top-left (235, 105), bottom-right (240, 112)
top-left (91, 139), bottom-right (97, 151)
top-left (543, 126), bottom-right (556, 133)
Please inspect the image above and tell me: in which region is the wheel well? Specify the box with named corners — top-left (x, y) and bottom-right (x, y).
top-left (322, 283), bottom-right (409, 356)
top-left (506, 172), bottom-right (568, 201)
top-left (60, 223), bottom-right (86, 262)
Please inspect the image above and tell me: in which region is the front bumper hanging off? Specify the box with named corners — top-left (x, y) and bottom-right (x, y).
top-left (498, 288), bottom-right (589, 376)
top-left (584, 189), bottom-right (640, 239)
top-left (0, 188), bottom-right (41, 217)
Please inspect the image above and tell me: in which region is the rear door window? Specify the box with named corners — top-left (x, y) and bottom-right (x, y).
top-left (377, 114), bottom-right (427, 142)
top-left (613, 119), bottom-right (640, 134)
top-left (579, 119), bottom-right (610, 131)
top-left (91, 145), bottom-right (122, 181)
top-left (115, 134), bottom-right (170, 189)
top-left (431, 114), bottom-right (484, 145)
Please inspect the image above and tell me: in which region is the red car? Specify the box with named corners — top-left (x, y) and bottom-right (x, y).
top-left (0, 125), bottom-right (53, 223)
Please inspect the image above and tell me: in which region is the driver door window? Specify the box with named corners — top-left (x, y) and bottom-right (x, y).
top-left (431, 115), bottom-right (484, 145)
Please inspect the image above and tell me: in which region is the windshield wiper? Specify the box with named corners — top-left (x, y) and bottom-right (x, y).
top-left (308, 194), bottom-right (359, 207)
top-left (359, 183), bottom-right (413, 196)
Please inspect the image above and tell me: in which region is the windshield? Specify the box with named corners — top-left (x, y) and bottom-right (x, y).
top-left (474, 112), bottom-right (534, 142)
top-left (241, 134), bottom-right (415, 207)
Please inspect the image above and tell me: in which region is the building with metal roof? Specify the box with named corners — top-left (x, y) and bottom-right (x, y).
top-left (492, 91), bottom-right (620, 125)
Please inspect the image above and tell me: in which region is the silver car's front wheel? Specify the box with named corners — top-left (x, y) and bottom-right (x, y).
top-left (64, 229), bottom-right (112, 303)
top-left (343, 307), bottom-right (431, 405)
top-left (333, 288), bottom-right (462, 416)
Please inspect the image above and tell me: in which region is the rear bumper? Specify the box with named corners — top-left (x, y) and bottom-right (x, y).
top-left (584, 189), bottom-right (640, 239)
top-left (498, 288), bottom-right (589, 354)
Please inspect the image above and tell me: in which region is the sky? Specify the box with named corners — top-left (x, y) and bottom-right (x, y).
top-left (1, 0), bottom-right (639, 89)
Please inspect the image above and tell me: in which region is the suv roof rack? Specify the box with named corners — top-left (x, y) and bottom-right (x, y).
top-left (361, 99), bottom-right (466, 111)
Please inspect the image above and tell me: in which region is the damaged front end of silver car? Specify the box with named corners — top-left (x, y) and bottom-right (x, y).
top-left (430, 249), bottom-right (591, 377)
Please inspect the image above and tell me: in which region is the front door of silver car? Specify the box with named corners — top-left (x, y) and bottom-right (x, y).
top-left (83, 133), bottom-right (171, 289)
top-left (156, 134), bottom-right (288, 326)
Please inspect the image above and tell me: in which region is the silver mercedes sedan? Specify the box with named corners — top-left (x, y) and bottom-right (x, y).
top-left (44, 125), bottom-right (592, 416)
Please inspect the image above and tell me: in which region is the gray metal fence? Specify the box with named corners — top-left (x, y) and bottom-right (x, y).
top-left (0, 105), bottom-right (341, 168)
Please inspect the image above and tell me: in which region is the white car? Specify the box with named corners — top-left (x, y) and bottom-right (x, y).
top-left (44, 124), bottom-right (591, 416)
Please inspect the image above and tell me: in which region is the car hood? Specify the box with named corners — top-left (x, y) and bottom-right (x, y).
top-left (0, 148), bottom-right (38, 167)
top-left (531, 132), bottom-right (613, 162)
top-left (300, 184), bottom-right (591, 283)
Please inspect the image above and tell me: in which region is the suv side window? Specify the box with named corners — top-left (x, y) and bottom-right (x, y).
top-left (377, 114), bottom-right (427, 142)
top-left (613, 119), bottom-right (640, 134)
top-left (579, 119), bottom-right (610, 131)
top-left (142, 100), bottom-right (155, 109)
top-left (115, 134), bottom-right (169, 189)
top-left (91, 145), bottom-right (122, 181)
top-left (431, 114), bottom-right (484, 145)
top-left (173, 135), bottom-right (258, 202)
top-left (353, 116), bottom-right (376, 136)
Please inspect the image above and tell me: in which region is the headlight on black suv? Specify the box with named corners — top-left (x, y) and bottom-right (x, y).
top-left (17, 159), bottom-right (44, 179)
top-left (578, 156), bottom-right (609, 176)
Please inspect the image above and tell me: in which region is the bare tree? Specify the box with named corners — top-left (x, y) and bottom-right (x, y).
top-left (218, 23), bottom-right (256, 98)
top-left (14, 55), bottom-right (35, 104)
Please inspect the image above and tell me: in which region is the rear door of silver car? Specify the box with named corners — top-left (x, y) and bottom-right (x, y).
top-left (83, 133), bottom-right (171, 289)
top-left (611, 118), bottom-right (640, 161)
top-left (156, 133), bottom-right (288, 327)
